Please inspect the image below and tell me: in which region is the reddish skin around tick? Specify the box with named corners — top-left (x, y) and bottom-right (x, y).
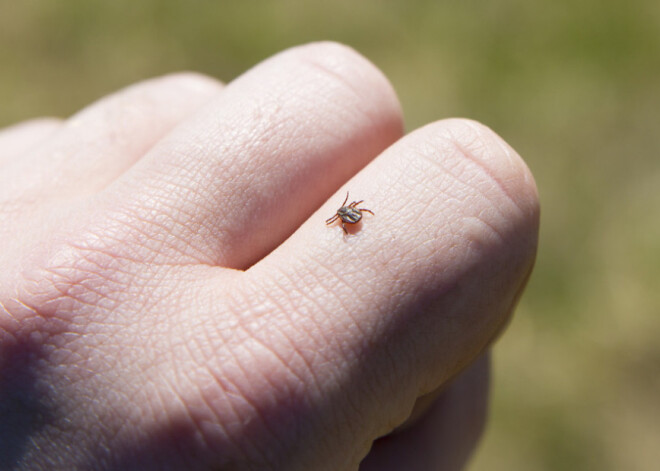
top-left (325, 192), bottom-right (374, 234)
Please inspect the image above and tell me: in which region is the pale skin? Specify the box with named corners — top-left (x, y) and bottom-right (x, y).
top-left (0, 42), bottom-right (539, 470)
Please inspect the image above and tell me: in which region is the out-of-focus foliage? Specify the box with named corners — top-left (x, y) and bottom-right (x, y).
top-left (1, 1), bottom-right (659, 469)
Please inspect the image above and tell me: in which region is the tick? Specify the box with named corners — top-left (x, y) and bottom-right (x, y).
top-left (325, 192), bottom-right (374, 234)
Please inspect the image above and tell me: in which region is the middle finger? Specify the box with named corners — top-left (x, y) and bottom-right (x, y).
top-left (103, 42), bottom-right (403, 269)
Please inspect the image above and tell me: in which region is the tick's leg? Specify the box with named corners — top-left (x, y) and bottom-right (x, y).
top-left (350, 200), bottom-right (364, 207)
top-left (326, 214), bottom-right (339, 224)
top-left (342, 223), bottom-right (348, 234)
top-left (341, 192), bottom-right (349, 207)
top-left (359, 208), bottom-right (374, 215)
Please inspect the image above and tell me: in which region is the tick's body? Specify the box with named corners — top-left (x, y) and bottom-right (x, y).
top-left (326, 192), bottom-right (374, 234)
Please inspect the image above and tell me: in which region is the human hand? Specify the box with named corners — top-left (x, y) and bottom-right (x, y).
top-left (0, 42), bottom-right (539, 470)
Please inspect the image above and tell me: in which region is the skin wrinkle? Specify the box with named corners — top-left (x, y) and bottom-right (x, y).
top-left (301, 259), bottom-right (376, 360)
top-left (463, 120), bottom-right (534, 210)
top-left (245, 319), bottom-right (315, 407)
top-left (299, 288), bottom-right (359, 381)
top-left (236, 342), bottom-right (309, 462)
top-left (266, 263), bottom-right (363, 386)
top-left (335, 312), bottom-right (418, 460)
top-left (39, 265), bottom-right (120, 313)
top-left (180, 289), bottom-right (285, 465)
top-left (265, 265), bottom-right (373, 441)
top-left (448, 120), bottom-right (534, 219)
top-left (257, 273), bottom-right (328, 401)
top-left (97, 404), bottom-right (133, 463)
top-left (203, 345), bottom-right (285, 468)
top-left (237, 325), bottom-right (329, 451)
top-left (99, 362), bottom-right (195, 467)
top-left (183, 359), bottom-right (252, 467)
top-left (380, 161), bottom-right (463, 253)
top-left (413, 139), bottom-right (511, 232)
top-left (0, 205), bottom-right (83, 282)
top-left (326, 290), bottom-right (387, 382)
top-left (187, 100), bottom-right (286, 190)
top-left (276, 239), bottom-right (423, 407)
top-left (151, 381), bottom-right (218, 469)
top-left (135, 280), bottom-right (191, 341)
top-left (97, 196), bottom-right (213, 267)
top-left (467, 210), bottom-right (507, 244)
top-left (14, 276), bottom-right (93, 330)
top-left (127, 269), bottom-right (165, 314)
top-left (43, 334), bottom-right (86, 373)
top-left (383, 285), bottom-right (457, 397)
top-left (268, 261), bottom-right (416, 446)
top-left (30, 277), bottom-right (119, 331)
top-left (0, 301), bottom-right (22, 338)
top-left (206, 387), bottom-right (267, 469)
top-left (68, 216), bottom-right (164, 267)
top-left (378, 128), bottom-right (523, 287)
top-left (309, 258), bottom-right (361, 314)
top-left (104, 169), bottom-right (211, 264)
top-left (127, 154), bottom-right (234, 266)
top-left (88, 411), bottom-right (145, 469)
top-left (112, 201), bottom-right (203, 263)
top-left (237, 266), bottom-right (375, 466)
top-left (16, 254), bottom-right (191, 460)
top-left (2, 296), bottom-right (39, 327)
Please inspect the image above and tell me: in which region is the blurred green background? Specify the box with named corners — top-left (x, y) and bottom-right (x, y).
top-left (1, 1), bottom-right (659, 469)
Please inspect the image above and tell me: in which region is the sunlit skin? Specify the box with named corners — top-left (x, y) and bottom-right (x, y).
top-left (0, 42), bottom-right (538, 470)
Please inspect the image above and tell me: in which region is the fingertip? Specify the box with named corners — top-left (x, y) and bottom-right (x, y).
top-left (275, 41), bottom-right (404, 138)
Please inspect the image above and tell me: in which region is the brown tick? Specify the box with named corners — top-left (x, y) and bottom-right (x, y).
top-left (325, 192), bottom-right (374, 234)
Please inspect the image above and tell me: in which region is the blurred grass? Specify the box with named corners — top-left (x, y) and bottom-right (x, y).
top-left (1, 0), bottom-right (659, 469)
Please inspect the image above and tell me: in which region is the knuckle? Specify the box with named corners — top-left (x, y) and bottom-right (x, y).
top-left (5, 213), bottom-right (145, 327)
top-left (13, 239), bottom-right (128, 324)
